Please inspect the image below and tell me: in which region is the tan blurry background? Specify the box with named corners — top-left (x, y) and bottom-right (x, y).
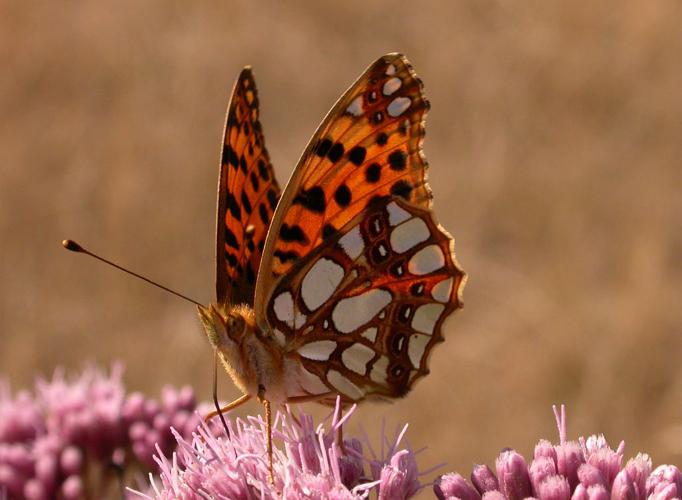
top-left (1, 0), bottom-right (681, 487)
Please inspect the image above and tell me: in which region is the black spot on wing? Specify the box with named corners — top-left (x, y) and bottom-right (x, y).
top-left (274, 250), bottom-right (299, 263)
top-left (348, 146), bottom-right (366, 166)
top-left (316, 138), bottom-right (333, 158)
top-left (334, 184), bottom-right (351, 207)
top-left (366, 163), bottom-right (381, 183)
top-left (293, 186), bottom-right (326, 213)
top-left (258, 160), bottom-right (270, 181)
top-left (388, 150), bottom-right (407, 171)
top-left (226, 192), bottom-right (241, 221)
top-left (267, 189), bottom-right (279, 211)
top-left (224, 251), bottom-right (238, 268)
top-left (250, 171), bottom-right (260, 191)
top-left (241, 191), bottom-right (252, 215)
top-left (224, 228), bottom-right (239, 250)
top-left (390, 180), bottom-right (412, 200)
top-left (223, 145), bottom-right (239, 169)
top-left (279, 224), bottom-right (307, 244)
top-left (328, 143), bottom-right (345, 163)
top-left (258, 203), bottom-right (269, 225)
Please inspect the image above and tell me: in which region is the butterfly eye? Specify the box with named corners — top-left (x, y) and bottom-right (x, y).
top-left (226, 314), bottom-right (245, 333)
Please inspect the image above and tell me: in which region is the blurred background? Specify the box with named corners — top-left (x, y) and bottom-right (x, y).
top-left (1, 0), bottom-right (681, 488)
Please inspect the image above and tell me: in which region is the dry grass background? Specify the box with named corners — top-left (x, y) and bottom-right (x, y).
top-left (1, 0), bottom-right (681, 493)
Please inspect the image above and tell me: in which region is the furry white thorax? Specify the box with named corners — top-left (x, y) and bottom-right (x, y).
top-left (196, 302), bottom-right (303, 404)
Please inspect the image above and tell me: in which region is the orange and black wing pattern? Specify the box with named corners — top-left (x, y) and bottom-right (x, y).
top-left (216, 68), bottom-right (281, 306)
top-left (255, 53), bottom-right (432, 309)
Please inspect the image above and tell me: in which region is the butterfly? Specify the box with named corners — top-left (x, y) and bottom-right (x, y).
top-left (198, 53), bottom-right (466, 476)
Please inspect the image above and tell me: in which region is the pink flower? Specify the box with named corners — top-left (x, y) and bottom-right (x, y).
top-left (134, 398), bottom-right (424, 499)
top-left (434, 405), bottom-right (682, 500)
top-left (0, 364), bottom-right (201, 498)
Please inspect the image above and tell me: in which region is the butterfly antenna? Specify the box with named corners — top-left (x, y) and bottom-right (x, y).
top-left (62, 239), bottom-right (203, 307)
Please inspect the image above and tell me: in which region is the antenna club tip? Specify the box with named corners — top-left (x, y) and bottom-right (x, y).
top-left (62, 239), bottom-right (83, 252)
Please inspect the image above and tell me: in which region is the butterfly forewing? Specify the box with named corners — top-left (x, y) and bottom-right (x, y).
top-left (254, 53), bottom-right (432, 300)
top-left (253, 53), bottom-right (466, 404)
top-left (216, 68), bottom-right (281, 306)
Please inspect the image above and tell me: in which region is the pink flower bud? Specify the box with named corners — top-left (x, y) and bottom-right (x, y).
top-left (471, 464), bottom-right (499, 493)
top-left (647, 465), bottom-right (682, 499)
top-left (586, 446), bottom-right (622, 488)
top-left (529, 456), bottom-right (557, 494)
top-left (60, 446), bottom-right (83, 476)
top-left (23, 478), bottom-right (48, 500)
top-left (572, 483), bottom-right (609, 500)
top-left (378, 449), bottom-right (420, 500)
top-left (577, 463), bottom-right (605, 488)
top-left (481, 491), bottom-right (507, 500)
top-left (177, 386), bottom-right (195, 409)
top-left (434, 473), bottom-right (481, 500)
top-left (34, 454), bottom-right (57, 489)
top-left (536, 475), bottom-right (570, 500)
top-left (611, 468), bottom-right (637, 500)
top-left (535, 439), bottom-right (557, 465)
top-left (555, 441), bottom-right (584, 490)
top-left (61, 475), bottom-right (84, 500)
top-left (495, 449), bottom-right (532, 500)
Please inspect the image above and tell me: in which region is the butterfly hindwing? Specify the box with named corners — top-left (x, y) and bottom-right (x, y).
top-left (216, 68), bottom-right (281, 306)
top-left (253, 53), bottom-right (466, 404)
top-left (264, 199), bottom-right (465, 403)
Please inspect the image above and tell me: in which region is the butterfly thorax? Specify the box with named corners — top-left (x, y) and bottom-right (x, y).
top-left (197, 302), bottom-right (294, 402)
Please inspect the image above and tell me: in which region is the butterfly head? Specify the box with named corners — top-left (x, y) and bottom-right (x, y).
top-left (197, 302), bottom-right (255, 349)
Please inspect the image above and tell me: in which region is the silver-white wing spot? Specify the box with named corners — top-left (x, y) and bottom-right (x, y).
top-left (346, 95), bottom-right (364, 116)
top-left (408, 245), bottom-right (445, 275)
top-left (342, 343), bottom-right (376, 375)
top-left (412, 303), bottom-right (445, 334)
top-left (386, 64), bottom-right (397, 76)
top-left (328, 370), bottom-right (364, 399)
top-left (300, 366), bottom-right (331, 395)
top-left (293, 311), bottom-right (307, 329)
top-left (431, 277), bottom-right (453, 303)
top-left (339, 226), bottom-right (364, 260)
top-left (383, 77), bottom-right (401, 96)
top-left (408, 334), bottom-right (430, 368)
top-left (387, 201), bottom-right (411, 226)
top-left (390, 217), bottom-right (430, 253)
top-left (274, 292), bottom-right (294, 327)
top-left (332, 289), bottom-right (392, 333)
top-left (387, 97), bottom-right (411, 117)
top-left (298, 340), bottom-right (338, 361)
top-left (301, 258), bottom-right (344, 311)
top-left (370, 356), bottom-right (389, 385)
top-left (361, 327), bottom-right (378, 343)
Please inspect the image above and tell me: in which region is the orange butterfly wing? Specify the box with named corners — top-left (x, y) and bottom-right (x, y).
top-left (256, 54), bottom-right (431, 291)
top-left (216, 68), bottom-right (281, 306)
top-left (253, 53), bottom-right (466, 403)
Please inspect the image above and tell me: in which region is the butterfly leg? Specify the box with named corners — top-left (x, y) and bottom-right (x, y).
top-left (282, 393), bottom-right (334, 427)
top-left (257, 385), bottom-right (274, 484)
top-left (204, 393), bottom-right (252, 421)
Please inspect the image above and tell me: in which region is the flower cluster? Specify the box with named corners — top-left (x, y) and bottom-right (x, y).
top-left (0, 364), bottom-right (200, 499)
top-left (434, 406), bottom-right (682, 500)
top-left (136, 398), bottom-right (424, 499)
